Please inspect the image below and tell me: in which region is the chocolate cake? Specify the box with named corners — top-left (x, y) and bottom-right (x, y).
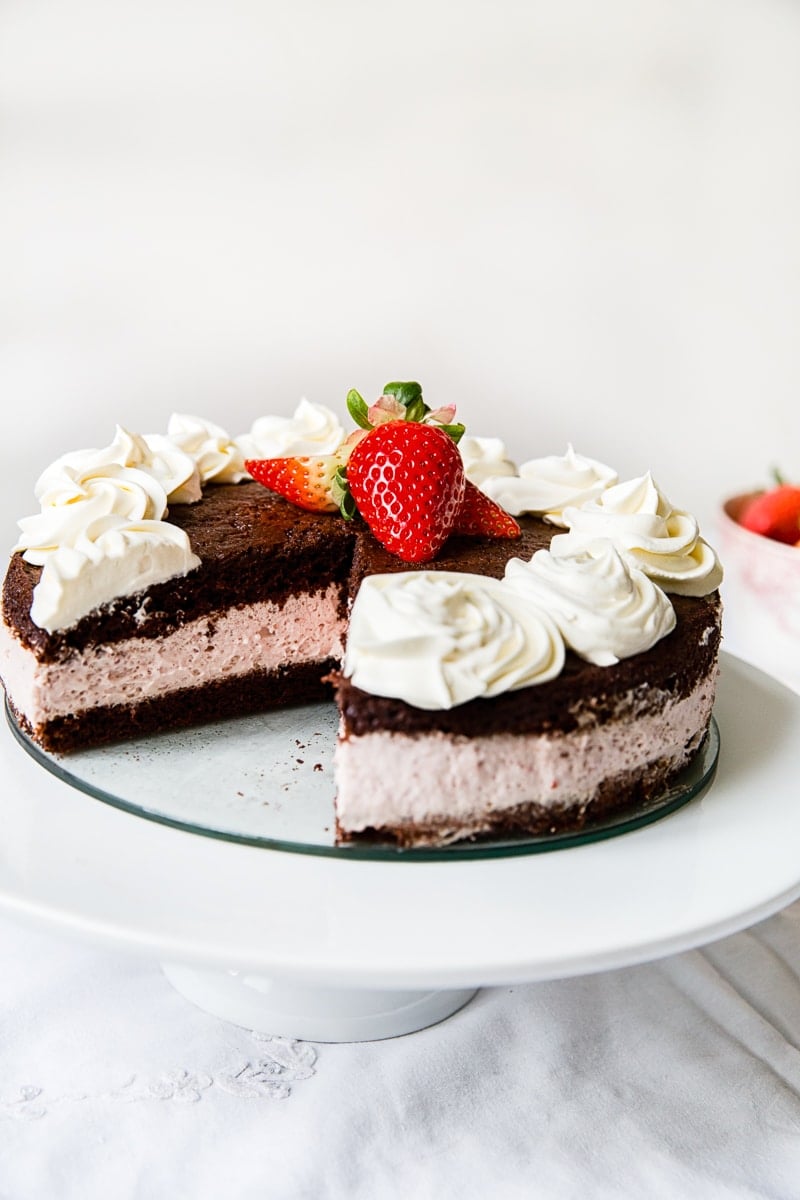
top-left (0, 401), bottom-right (724, 848)
top-left (334, 565), bottom-right (721, 845)
top-left (1, 485), bottom-right (355, 752)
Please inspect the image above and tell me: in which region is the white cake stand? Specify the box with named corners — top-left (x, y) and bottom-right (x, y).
top-left (1, 654), bottom-right (798, 1042)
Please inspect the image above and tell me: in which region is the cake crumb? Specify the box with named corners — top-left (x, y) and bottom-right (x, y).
top-left (313, 763), bottom-right (323, 772)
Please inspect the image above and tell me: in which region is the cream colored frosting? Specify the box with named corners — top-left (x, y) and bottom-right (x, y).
top-left (504, 542), bottom-right (676, 666)
top-left (34, 425), bottom-right (201, 507)
top-left (165, 414), bottom-right (246, 485)
top-left (458, 436), bottom-right (517, 488)
top-left (16, 426), bottom-right (201, 632)
top-left (28, 521), bottom-right (200, 633)
top-left (236, 399), bottom-right (345, 460)
top-left (343, 570), bottom-right (565, 710)
top-left (481, 444), bottom-right (618, 525)
top-left (551, 472), bottom-right (724, 597)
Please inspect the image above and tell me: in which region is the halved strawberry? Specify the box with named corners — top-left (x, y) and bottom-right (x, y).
top-left (246, 431), bottom-right (364, 514)
top-left (453, 480), bottom-right (521, 539)
top-left (346, 421), bottom-right (466, 562)
top-left (740, 484), bottom-right (800, 545)
top-left (246, 454), bottom-right (343, 513)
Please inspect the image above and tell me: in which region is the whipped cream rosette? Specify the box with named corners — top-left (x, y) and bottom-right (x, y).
top-left (551, 472), bottom-right (723, 597)
top-left (504, 542), bottom-right (676, 666)
top-left (165, 414), bottom-right (246, 486)
top-left (236, 399), bottom-right (344, 460)
top-left (16, 427), bottom-right (201, 632)
top-left (26, 519), bottom-right (200, 632)
top-left (343, 571), bottom-right (565, 710)
top-left (458, 435), bottom-right (517, 488)
top-left (34, 425), bottom-right (201, 507)
top-left (481, 444), bottom-right (617, 525)
top-left (19, 463), bottom-right (168, 564)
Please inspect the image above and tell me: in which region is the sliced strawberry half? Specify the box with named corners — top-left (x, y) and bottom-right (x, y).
top-left (453, 480), bottom-right (521, 540)
top-left (246, 431), bottom-right (364, 515)
top-left (246, 454), bottom-right (344, 513)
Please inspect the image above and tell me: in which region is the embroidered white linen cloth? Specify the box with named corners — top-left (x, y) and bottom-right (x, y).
top-left (3, 903), bottom-right (800, 1199)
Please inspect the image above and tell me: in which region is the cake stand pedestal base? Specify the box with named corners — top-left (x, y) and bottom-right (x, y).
top-left (162, 963), bottom-right (477, 1042)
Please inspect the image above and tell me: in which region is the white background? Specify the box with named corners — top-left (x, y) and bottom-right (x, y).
top-left (1, 0), bottom-right (799, 543)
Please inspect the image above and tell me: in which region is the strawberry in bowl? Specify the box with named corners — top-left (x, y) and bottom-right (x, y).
top-left (736, 477), bottom-right (800, 546)
top-left (719, 471), bottom-right (800, 691)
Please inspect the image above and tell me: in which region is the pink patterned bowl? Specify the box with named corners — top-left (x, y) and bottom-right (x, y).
top-left (717, 494), bottom-right (800, 692)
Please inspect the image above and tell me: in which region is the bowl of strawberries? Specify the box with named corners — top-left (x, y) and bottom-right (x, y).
top-left (718, 475), bottom-right (800, 691)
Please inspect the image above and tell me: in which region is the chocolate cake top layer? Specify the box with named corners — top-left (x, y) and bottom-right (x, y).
top-left (335, 590), bottom-right (722, 739)
top-left (343, 513), bottom-right (724, 738)
top-left (2, 489), bottom-right (557, 662)
top-left (2, 480), bottom-right (723, 737)
top-left (348, 515), bottom-right (551, 589)
top-left (3, 483), bottom-right (356, 661)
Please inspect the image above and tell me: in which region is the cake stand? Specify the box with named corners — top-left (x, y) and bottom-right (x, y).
top-left (1, 653), bottom-right (798, 1042)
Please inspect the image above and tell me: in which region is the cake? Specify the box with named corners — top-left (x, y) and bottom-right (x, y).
top-left (0, 387), bottom-right (723, 847)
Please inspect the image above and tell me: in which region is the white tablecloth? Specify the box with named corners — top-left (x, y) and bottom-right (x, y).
top-left (4, 901), bottom-right (800, 1198)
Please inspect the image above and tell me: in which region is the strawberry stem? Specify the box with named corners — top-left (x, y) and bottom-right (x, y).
top-left (347, 380), bottom-right (465, 443)
top-left (383, 381), bottom-right (423, 409)
top-left (346, 389), bottom-right (373, 430)
top-left (331, 465), bottom-right (357, 520)
top-left (438, 422), bottom-right (466, 444)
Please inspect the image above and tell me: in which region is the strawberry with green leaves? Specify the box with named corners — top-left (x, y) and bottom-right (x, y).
top-left (246, 379), bottom-right (520, 561)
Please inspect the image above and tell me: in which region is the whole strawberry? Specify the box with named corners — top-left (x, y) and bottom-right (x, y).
top-left (347, 421), bottom-right (466, 562)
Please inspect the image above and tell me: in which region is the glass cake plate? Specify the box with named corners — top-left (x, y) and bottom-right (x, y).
top-left (6, 700), bottom-right (720, 862)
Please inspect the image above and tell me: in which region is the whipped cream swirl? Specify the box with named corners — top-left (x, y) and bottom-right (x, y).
top-left (481, 444), bottom-right (618, 525)
top-left (344, 571), bottom-right (565, 710)
top-left (504, 543), bottom-right (676, 666)
top-left (236, 399), bottom-right (345, 461)
top-left (458, 436), bottom-right (517, 488)
top-left (27, 520), bottom-right (200, 633)
top-left (16, 426), bottom-right (201, 632)
top-left (34, 425), bottom-right (201, 507)
top-left (550, 473), bottom-right (723, 597)
top-left (165, 414), bottom-right (246, 485)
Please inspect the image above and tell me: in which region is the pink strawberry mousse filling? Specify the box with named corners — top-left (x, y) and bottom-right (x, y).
top-left (0, 585), bottom-right (345, 725)
top-left (334, 675), bottom-right (716, 840)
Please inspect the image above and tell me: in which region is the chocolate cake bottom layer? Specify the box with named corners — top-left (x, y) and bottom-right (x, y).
top-left (334, 672), bottom-right (716, 847)
top-left (10, 659), bottom-right (338, 754)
